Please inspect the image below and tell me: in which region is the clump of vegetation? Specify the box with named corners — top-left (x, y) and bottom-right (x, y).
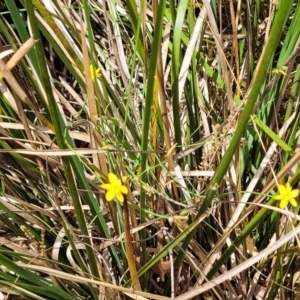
top-left (0, 0), bottom-right (300, 299)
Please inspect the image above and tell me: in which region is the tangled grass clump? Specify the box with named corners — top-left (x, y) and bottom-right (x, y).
top-left (0, 0), bottom-right (300, 299)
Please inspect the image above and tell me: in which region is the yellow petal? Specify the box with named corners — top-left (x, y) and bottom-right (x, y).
top-left (95, 68), bottom-right (101, 78)
top-left (277, 184), bottom-right (286, 194)
top-left (291, 189), bottom-right (299, 198)
top-left (290, 198), bottom-right (298, 207)
top-left (286, 182), bottom-right (292, 191)
top-left (101, 183), bottom-right (113, 190)
top-left (120, 185), bottom-right (128, 194)
top-left (121, 176), bottom-right (128, 183)
top-left (108, 173), bottom-right (118, 184)
top-left (106, 189), bottom-right (115, 201)
top-left (274, 194), bottom-right (283, 200)
top-left (116, 192), bottom-right (124, 203)
top-left (279, 198), bottom-right (289, 209)
top-left (89, 64), bottom-right (95, 82)
top-left (101, 145), bottom-right (110, 150)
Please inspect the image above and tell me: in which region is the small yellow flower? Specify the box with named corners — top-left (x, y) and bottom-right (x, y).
top-left (89, 64), bottom-right (101, 82)
top-left (274, 183), bottom-right (299, 209)
top-left (101, 173), bottom-right (128, 203)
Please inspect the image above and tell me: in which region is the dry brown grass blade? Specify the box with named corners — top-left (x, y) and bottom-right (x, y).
top-left (80, 15), bottom-right (107, 171)
top-left (6, 52), bottom-right (47, 177)
top-left (0, 38), bottom-right (35, 79)
top-left (0, 280), bottom-right (45, 300)
top-left (229, 0), bottom-right (240, 97)
top-left (16, 263), bottom-right (172, 300)
top-left (0, 199), bottom-right (46, 229)
top-left (0, 121), bottom-right (91, 143)
top-left (154, 3), bottom-right (179, 201)
top-left (0, 46), bottom-right (38, 111)
top-left (0, 147), bottom-right (164, 156)
top-left (202, 0), bottom-right (234, 111)
top-left (123, 196), bottom-right (142, 291)
top-left (0, 237), bottom-right (41, 260)
top-left (79, 14), bottom-right (121, 234)
top-left (0, 194), bottom-right (61, 222)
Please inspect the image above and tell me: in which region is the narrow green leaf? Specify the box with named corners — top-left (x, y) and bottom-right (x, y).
top-left (253, 116), bottom-right (294, 154)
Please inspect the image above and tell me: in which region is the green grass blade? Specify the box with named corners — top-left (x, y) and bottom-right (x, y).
top-left (140, 0), bottom-right (166, 269)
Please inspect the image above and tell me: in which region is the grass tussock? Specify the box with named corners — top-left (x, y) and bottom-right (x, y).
top-left (0, 0), bottom-right (300, 299)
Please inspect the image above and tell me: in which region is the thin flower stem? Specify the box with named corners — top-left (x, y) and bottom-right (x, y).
top-left (123, 195), bottom-right (142, 291)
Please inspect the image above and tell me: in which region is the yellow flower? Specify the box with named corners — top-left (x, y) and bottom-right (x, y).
top-left (89, 64), bottom-right (101, 82)
top-left (101, 173), bottom-right (128, 203)
top-left (274, 183), bottom-right (299, 209)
